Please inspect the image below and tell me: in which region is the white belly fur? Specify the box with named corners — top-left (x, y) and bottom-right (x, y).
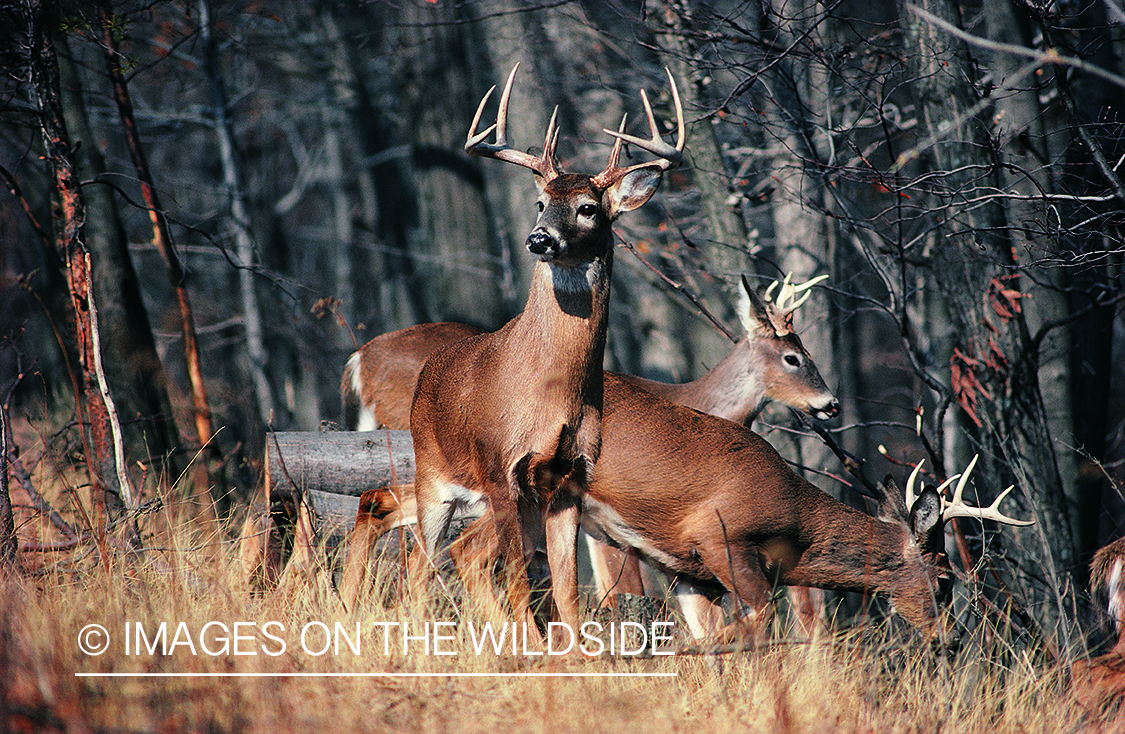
top-left (580, 495), bottom-right (680, 572)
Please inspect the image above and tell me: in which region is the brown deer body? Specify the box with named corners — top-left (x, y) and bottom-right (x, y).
top-left (1073, 536), bottom-right (1125, 724)
top-left (341, 275), bottom-right (838, 626)
top-left (584, 375), bottom-right (947, 638)
top-left (353, 375), bottom-right (1031, 644)
top-left (407, 64), bottom-right (684, 632)
top-left (343, 322), bottom-right (482, 432)
top-left (342, 275), bottom-right (838, 432)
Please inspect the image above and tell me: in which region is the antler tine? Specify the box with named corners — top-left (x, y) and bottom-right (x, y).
top-left (946, 454), bottom-right (978, 510)
top-left (940, 454), bottom-right (1035, 527)
top-left (466, 62), bottom-right (518, 152)
top-left (466, 84), bottom-right (499, 151)
top-left (600, 67), bottom-right (685, 174)
top-left (786, 274), bottom-right (829, 311)
top-left (541, 105), bottom-right (561, 178)
top-left (464, 62), bottom-right (560, 181)
top-left (606, 114), bottom-right (628, 171)
top-left (905, 459), bottom-right (924, 511)
top-left (767, 273), bottom-right (829, 315)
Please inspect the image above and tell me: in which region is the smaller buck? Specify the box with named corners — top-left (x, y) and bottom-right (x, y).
top-left (407, 64), bottom-right (684, 634)
top-left (1073, 536), bottom-right (1125, 723)
top-left (616, 273), bottom-right (838, 424)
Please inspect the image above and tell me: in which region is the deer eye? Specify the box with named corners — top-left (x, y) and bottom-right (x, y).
top-left (784, 354), bottom-right (801, 368)
top-left (536, 201), bottom-right (545, 213)
top-left (578, 203), bottom-right (598, 217)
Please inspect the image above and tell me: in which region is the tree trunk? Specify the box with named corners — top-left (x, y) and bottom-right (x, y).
top-left (897, 0), bottom-right (1076, 631)
top-left (198, 0), bottom-right (275, 431)
top-left (753, 0), bottom-right (837, 481)
top-left (96, 3), bottom-right (215, 465)
top-left (981, 0), bottom-right (1078, 544)
top-left (325, 2), bottom-right (432, 332)
top-left (657, 0), bottom-right (756, 284)
top-left (0, 396), bottom-right (15, 568)
top-left (30, 3), bottom-right (128, 535)
top-left (58, 36), bottom-right (191, 501)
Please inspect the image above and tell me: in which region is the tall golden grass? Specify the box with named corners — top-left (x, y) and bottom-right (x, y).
top-left (0, 440), bottom-right (1112, 734)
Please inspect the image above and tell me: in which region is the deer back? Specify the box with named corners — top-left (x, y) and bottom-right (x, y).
top-left (342, 322), bottom-right (484, 431)
top-left (346, 273), bottom-right (838, 432)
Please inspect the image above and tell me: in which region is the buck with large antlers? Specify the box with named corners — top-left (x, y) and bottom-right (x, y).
top-left (341, 273), bottom-right (839, 621)
top-left (351, 374), bottom-right (1033, 645)
top-left (406, 63), bottom-right (684, 634)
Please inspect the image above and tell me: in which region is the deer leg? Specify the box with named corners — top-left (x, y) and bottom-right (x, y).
top-left (586, 537), bottom-right (645, 609)
top-left (490, 491), bottom-right (544, 645)
top-left (544, 493), bottom-right (581, 630)
top-left (696, 539), bottom-right (775, 645)
top-left (448, 512), bottom-right (507, 622)
top-left (787, 586), bottom-right (825, 640)
top-left (340, 514), bottom-right (378, 611)
top-left (341, 486), bottom-right (411, 610)
top-left (406, 475), bottom-right (458, 604)
top-left (671, 576), bottom-right (726, 640)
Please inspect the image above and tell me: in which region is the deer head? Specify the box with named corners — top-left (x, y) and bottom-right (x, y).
top-left (466, 63), bottom-right (684, 266)
top-left (736, 273), bottom-right (839, 421)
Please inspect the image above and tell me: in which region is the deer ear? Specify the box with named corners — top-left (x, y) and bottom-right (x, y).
top-left (877, 474), bottom-right (909, 523)
top-left (909, 486), bottom-right (942, 544)
top-left (603, 165), bottom-right (663, 219)
top-left (738, 275), bottom-right (774, 337)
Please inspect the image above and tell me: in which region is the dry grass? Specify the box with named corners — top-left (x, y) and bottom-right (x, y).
top-left (0, 441), bottom-right (1112, 734)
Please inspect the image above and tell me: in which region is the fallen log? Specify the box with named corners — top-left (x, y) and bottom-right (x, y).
top-left (238, 430), bottom-right (416, 587)
top-left (264, 429), bottom-right (415, 531)
top-left (240, 430), bottom-right (662, 625)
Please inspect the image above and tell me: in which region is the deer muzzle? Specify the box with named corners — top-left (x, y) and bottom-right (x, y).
top-left (526, 229), bottom-right (558, 258)
top-left (812, 398), bottom-right (841, 420)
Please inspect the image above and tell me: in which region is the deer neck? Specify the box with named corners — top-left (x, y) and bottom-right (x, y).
top-left (505, 254), bottom-right (613, 388)
top-left (781, 495), bottom-right (938, 625)
top-left (662, 339), bottom-right (766, 425)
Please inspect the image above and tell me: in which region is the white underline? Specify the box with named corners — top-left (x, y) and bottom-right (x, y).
top-left (76, 671), bottom-right (677, 678)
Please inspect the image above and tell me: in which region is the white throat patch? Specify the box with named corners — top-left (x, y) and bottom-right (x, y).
top-left (548, 259), bottom-right (601, 294)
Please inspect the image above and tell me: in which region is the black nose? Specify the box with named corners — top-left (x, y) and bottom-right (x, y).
top-left (527, 230), bottom-right (555, 256)
top-left (826, 399), bottom-right (840, 417)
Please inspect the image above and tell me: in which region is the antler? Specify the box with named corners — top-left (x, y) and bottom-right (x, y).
top-left (592, 67), bottom-right (685, 188)
top-left (760, 273), bottom-right (828, 336)
top-left (465, 63), bottom-right (560, 182)
top-left (904, 455), bottom-right (1035, 527)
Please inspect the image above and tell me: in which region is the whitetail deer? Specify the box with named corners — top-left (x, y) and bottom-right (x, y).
top-left (1073, 536), bottom-right (1125, 724)
top-left (342, 274), bottom-right (838, 432)
top-left (616, 273), bottom-right (838, 424)
top-left (407, 64), bottom-right (684, 635)
top-left (340, 274), bottom-right (839, 623)
top-left (343, 322), bottom-right (482, 432)
top-left (351, 376), bottom-right (1032, 645)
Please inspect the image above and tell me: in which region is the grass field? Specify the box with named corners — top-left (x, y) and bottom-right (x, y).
top-left (1, 411), bottom-right (1118, 734)
top-left (3, 497), bottom-right (1116, 734)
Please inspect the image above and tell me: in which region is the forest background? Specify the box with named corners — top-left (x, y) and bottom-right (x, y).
top-left (1, 0), bottom-right (1123, 646)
